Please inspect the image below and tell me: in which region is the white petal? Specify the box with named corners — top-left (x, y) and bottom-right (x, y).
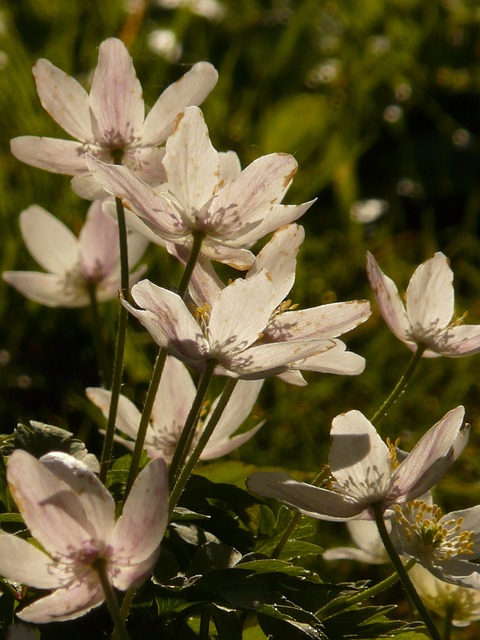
top-left (219, 150), bottom-right (241, 182)
top-left (2, 271), bottom-right (87, 307)
top-left (19, 205), bottom-right (78, 275)
top-left (86, 387), bottom-right (142, 442)
top-left (11, 137), bottom-right (89, 174)
top-left (329, 410), bottom-right (392, 502)
top-left (0, 535), bottom-right (64, 588)
top-left (78, 200), bottom-right (119, 278)
top-left (89, 38), bottom-right (144, 146)
top-left (294, 341), bottom-right (366, 375)
top-left (152, 356), bottom-right (195, 441)
top-left (234, 201), bottom-right (315, 246)
top-left (141, 62), bottom-right (218, 145)
top-left (32, 58), bottom-right (93, 141)
top-left (406, 252), bottom-right (454, 334)
top-left (435, 324), bottom-right (480, 357)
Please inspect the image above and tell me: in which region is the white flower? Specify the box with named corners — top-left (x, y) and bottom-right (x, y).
top-left (11, 38), bottom-right (218, 199)
top-left (3, 201), bottom-right (148, 307)
top-left (247, 407), bottom-right (468, 520)
top-left (323, 519), bottom-right (388, 564)
top-left (367, 251), bottom-right (480, 357)
top-left (0, 451), bottom-right (168, 623)
top-left (86, 106), bottom-right (314, 269)
top-left (86, 355), bottom-right (264, 461)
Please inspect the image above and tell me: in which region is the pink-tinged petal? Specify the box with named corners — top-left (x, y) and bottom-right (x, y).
top-left (79, 201), bottom-right (119, 278)
top-left (126, 228), bottom-right (150, 267)
top-left (109, 549), bottom-right (160, 591)
top-left (89, 38), bottom-right (144, 146)
top-left (71, 173), bottom-right (110, 200)
top-left (265, 300), bottom-right (371, 341)
top-left (366, 251), bottom-right (412, 344)
top-left (202, 422), bottom-right (265, 460)
top-left (19, 206), bottom-right (78, 275)
top-left (246, 472), bottom-right (363, 520)
top-left (406, 252), bottom-right (454, 334)
top-left (17, 577), bottom-right (104, 624)
top-left (219, 151), bottom-right (241, 182)
top-left (163, 107), bottom-right (220, 222)
top-left (392, 406), bottom-right (467, 502)
top-left (85, 157), bottom-right (185, 240)
top-left (247, 224), bottom-right (304, 307)
top-left (126, 145), bottom-right (167, 186)
top-left (32, 59), bottom-right (93, 141)
top-left (329, 411), bottom-right (392, 501)
top-left (141, 62), bottom-right (218, 145)
top-left (126, 280), bottom-right (208, 361)
top-left (208, 270), bottom-right (276, 355)
top-left (225, 339), bottom-right (335, 378)
top-left (7, 451), bottom-right (98, 557)
top-left (233, 201), bottom-right (315, 246)
top-left (2, 272), bottom-right (87, 308)
top-left (199, 239), bottom-right (255, 270)
top-left (0, 535), bottom-right (64, 588)
top-left (39, 452), bottom-right (115, 544)
top-left (86, 387), bottom-right (142, 442)
top-left (434, 324), bottom-right (480, 357)
top-left (294, 341), bottom-right (366, 375)
top-left (207, 154), bottom-right (299, 236)
top-left (189, 257), bottom-right (224, 308)
top-left (152, 356), bottom-right (195, 436)
top-left (110, 458), bottom-right (168, 577)
top-left (204, 379), bottom-right (264, 451)
top-left (11, 137), bottom-right (89, 174)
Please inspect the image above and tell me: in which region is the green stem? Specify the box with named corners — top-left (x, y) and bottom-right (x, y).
top-left (169, 377), bottom-right (238, 516)
top-left (199, 608), bottom-right (211, 639)
top-left (372, 503), bottom-right (441, 640)
top-left (442, 605), bottom-right (453, 640)
top-left (100, 302), bottom-right (129, 483)
top-left (115, 196), bottom-right (130, 298)
top-left (111, 588), bottom-right (136, 640)
top-left (370, 345), bottom-right (425, 426)
top-left (87, 282), bottom-right (112, 388)
top-left (124, 350), bottom-right (167, 497)
top-left (177, 231), bottom-right (205, 299)
top-left (93, 559), bottom-right (130, 640)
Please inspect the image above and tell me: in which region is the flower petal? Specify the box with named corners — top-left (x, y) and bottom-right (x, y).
top-left (294, 340), bottom-right (366, 375)
top-left (393, 406), bottom-right (467, 502)
top-left (78, 200), bottom-right (120, 277)
top-left (11, 137), bottom-right (89, 174)
top-left (152, 356), bottom-right (196, 441)
top-left (2, 271), bottom-right (87, 307)
top-left (32, 58), bottom-right (93, 141)
top-left (89, 38), bottom-right (144, 147)
top-left (234, 201), bottom-right (315, 246)
top-left (110, 458), bottom-right (168, 587)
top-left (246, 471), bottom-right (363, 520)
top-left (141, 62), bottom-right (218, 145)
top-left (86, 387), bottom-right (142, 442)
top-left (0, 535), bottom-right (64, 588)
top-left (435, 324), bottom-right (480, 357)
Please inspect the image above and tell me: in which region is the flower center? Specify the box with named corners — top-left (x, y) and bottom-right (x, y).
top-left (394, 500), bottom-right (474, 561)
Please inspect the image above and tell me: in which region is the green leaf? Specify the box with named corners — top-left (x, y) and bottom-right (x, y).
top-left (257, 602), bottom-right (326, 640)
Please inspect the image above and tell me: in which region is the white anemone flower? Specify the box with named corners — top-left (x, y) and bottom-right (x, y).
top-left (247, 407), bottom-right (468, 520)
top-left (3, 201), bottom-right (148, 307)
top-left (11, 38), bottom-right (218, 199)
top-left (323, 519), bottom-right (388, 564)
top-left (86, 106), bottom-right (314, 269)
top-left (0, 451), bottom-right (168, 623)
top-left (87, 355), bottom-right (265, 461)
top-left (367, 251), bottom-right (480, 357)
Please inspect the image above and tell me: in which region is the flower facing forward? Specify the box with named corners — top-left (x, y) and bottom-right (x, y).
top-left (367, 251), bottom-right (480, 357)
top-left (86, 106), bottom-right (314, 268)
top-left (391, 500), bottom-right (480, 589)
top-left (11, 38), bottom-right (218, 199)
top-left (247, 407), bottom-right (468, 520)
top-left (3, 201), bottom-right (148, 307)
top-left (87, 355), bottom-right (265, 461)
top-left (0, 450), bottom-right (168, 622)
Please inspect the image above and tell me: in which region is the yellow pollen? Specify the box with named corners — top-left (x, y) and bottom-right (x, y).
top-left (386, 437), bottom-right (400, 469)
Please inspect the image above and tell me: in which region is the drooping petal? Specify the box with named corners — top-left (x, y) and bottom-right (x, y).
top-left (89, 38), bottom-right (144, 147)
top-left (162, 106), bottom-right (220, 223)
top-left (329, 410), bottom-right (392, 502)
top-left (246, 472), bottom-right (363, 520)
top-left (110, 458), bottom-right (168, 584)
top-left (2, 272), bottom-right (87, 308)
top-left (392, 406), bottom-right (468, 502)
top-left (32, 58), bottom-right (93, 141)
top-left (39, 452), bottom-right (115, 544)
top-left (11, 137), bottom-right (89, 174)
top-left (19, 205), bottom-right (78, 275)
top-left (406, 252), bottom-right (454, 334)
top-left (0, 535), bottom-right (65, 588)
top-left (7, 451), bottom-right (99, 558)
top-left (17, 577), bottom-right (104, 624)
top-left (141, 62), bottom-right (219, 146)
top-left (366, 251), bottom-right (412, 345)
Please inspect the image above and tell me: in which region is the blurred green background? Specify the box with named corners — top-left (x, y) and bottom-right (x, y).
top-left (2, 1), bottom-right (480, 631)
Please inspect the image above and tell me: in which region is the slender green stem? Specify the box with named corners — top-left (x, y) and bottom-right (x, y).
top-left (93, 559), bottom-right (130, 640)
top-left (100, 302), bottom-right (129, 483)
top-left (169, 377), bottom-right (238, 516)
top-left (199, 608), bottom-right (211, 639)
top-left (124, 350), bottom-right (167, 497)
top-left (168, 359), bottom-right (217, 487)
top-left (372, 503), bottom-right (441, 640)
top-left (111, 588), bottom-right (136, 640)
top-left (115, 196), bottom-right (130, 298)
top-left (177, 231), bottom-right (205, 299)
top-left (87, 282), bottom-right (112, 388)
top-left (370, 345), bottom-right (426, 426)
top-left (442, 605), bottom-right (453, 640)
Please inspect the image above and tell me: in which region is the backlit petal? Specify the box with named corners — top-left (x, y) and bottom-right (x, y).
top-left (0, 535), bottom-right (64, 588)
top-left (11, 137), bottom-right (89, 174)
top-left (2, 272), bottom-right (87, 307)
